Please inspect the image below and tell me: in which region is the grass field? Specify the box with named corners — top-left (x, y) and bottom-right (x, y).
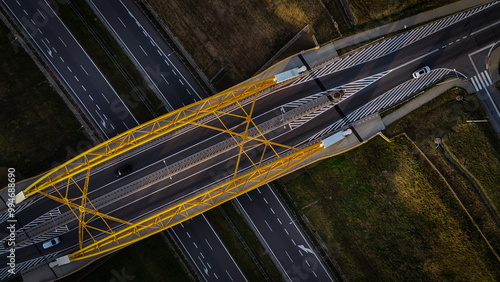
top-left (346, 0), bottom-right (460, 31)
top-left (384, 87), bottom-right (500, 254)
top-left (279, 88), bottom-right (500, 280)
top-left (148, 0), bottom-right (340, 90)
top-left (0, 22), bottom-right (90, 181)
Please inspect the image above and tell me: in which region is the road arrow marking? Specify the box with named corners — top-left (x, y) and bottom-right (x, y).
top-left (298, 244), bottom-right (314, 254)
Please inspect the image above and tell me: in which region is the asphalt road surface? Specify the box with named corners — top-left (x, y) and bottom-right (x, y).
top-left (1, 1), bottom-right (500, 280)
top-left (170, 215), bottom-right (247, 282)
top-left (88, 0), bottom-right (207, 110)
top-left (237, 184), bottom-right (336, 281)
top-left (1, 0), bottom-right (139, 138)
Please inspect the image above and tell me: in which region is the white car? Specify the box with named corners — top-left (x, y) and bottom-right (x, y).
top-left (42, 237), bottom-right (60, 249)
top-left (412, 66), bottom-right (431, 78)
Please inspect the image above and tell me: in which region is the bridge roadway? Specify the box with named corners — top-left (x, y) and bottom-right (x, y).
top-left (1, 1), bottom-right (500, 278)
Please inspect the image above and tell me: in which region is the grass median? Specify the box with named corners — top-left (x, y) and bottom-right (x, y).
top-left (0, 22), bottom-right (90, 181)
top-left (279, 87), bottom-right (500, 280)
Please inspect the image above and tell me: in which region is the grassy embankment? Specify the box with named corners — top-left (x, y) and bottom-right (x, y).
top-left (277, 87), bottom-right (500, 280)
top-left (346, 0), bottom-right (460, 34)
top-left (0, 22), bottom-right (90, 181)
top-left (148, 0), bottom-right (341, 90)
top-left (48, 0), bottom-right (165, 123)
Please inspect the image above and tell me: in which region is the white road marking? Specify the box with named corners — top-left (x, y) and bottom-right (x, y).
top-left (186, 232), bottom-right (191, 238)
top-left (225, 270), bottom-right (234, 281)
top-left (80, 65), bottom-right (89, 76)
top-left (103, 114), bottom-right (107, 119)
top-left (246, 193), bottom-right (252, 201)
top-left (139, 45), bottom-right (148, 56)
top-left (96, 104), bottom-right (101, 110)
top-left (58, 36), bottom-right (67, 47)
top-left (30, 19), bottom-right (35, 25)
top-left (285, 251), bottom-right (293, 262)
top-left (270, 207), bottom-right (275, 214)
top-left (172, 69), bottom-right (176, 75)
top-left (481, 70), bottom-right (492, 85)
top-left (117, 16), bottom-right (127, 28)
top-left (214, 273), bottom-right (218, 279)
top-left (45, 37), bottom-right (50, 44)
top-left (193, 242), bottom-right (198, 249)
top-left (59, 56), bottom-right (64, 62)
top-left (284, 228), bottom-right (289, 235)
top-left (16, 0), bottom-right (20, 6)
top-left (291, 239), bottom-right (296, 245)
top-left (157, 49), bottom-right (162, 56)
top-left (263, 198), bottom-right (268, 204)
top-left (37, 28), bottom-right (42, 34)
top-left (37, 9), bottom-right (45, 19)
top-left (264, 220), bottom-right (273, 231)
top-left (164, 59), bottom-right (169, 66)
top-left (277, 218), bottom-right (282, 225)
top-left (123, 121), bottom-right (129, 130)
top-left (74, 75), bottom-right (79, 82)
top-left (52, 47), bottom-right (57, 53)
top-left (67, 66), bottom-right (72, 72)
top-left (150, 39), bottom-right (155, 46)
top-left (160, 73), bottom-right (169, 84)
top-left (101, 93), bottom-right (110, 103)
top-left (205, 239), bottom-right (213, 250)
top-left (81, 85), bottom-right (86, 91)
top-left (23, 9), bottom-right (27, 15)
top-left (179, 79), bottom-right (184, 85)
top-left (110, 123), bottom-right (115, 130)
top-left (200, 252), bottom-right (204, 258)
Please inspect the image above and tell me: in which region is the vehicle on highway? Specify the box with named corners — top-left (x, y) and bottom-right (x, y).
top-left (42, 237), bottom-right (60, 249)
top-left (412, 66), bottom-right (431, 78)
top-left (115, 165), bottom-right (132, 177)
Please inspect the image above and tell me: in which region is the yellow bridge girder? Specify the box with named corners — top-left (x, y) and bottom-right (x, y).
top-left (18, 74), bottom-right (333, 264)
top-left (68, 141), bottom-right (324, 261)
top-left (16, 77), bottom-right (277, 203)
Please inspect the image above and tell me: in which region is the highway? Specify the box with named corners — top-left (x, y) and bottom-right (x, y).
top-left (82, 1), bottom-right (246, 279)
top-left (1, 0), bottom-right (139, 138)
top-left (87, 0), bottom-right (207, 110)
top-left (171, 215), bottom-right (247, 281)
top-left (237, 184), bottom-right (335, 281)
top-left (1, 1), bottom-right (500, 280)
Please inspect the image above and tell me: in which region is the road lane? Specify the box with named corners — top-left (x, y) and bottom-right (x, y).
top-left (237, 184), bottom-right (336, 281)
top-left (88, 0), bottom-right (207, 111)
top-left (1, 0), bottom-right (139, 137)
top-left (2, 1), bottom-right (500, 278)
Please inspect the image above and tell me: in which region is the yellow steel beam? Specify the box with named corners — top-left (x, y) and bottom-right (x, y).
top-left (18, 77), bottom-right (277, 201)
top-left (68, 141), bottom-right (324, 261)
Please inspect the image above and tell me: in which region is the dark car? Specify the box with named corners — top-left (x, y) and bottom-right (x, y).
top-left (115, 165), bottom-right (132, 177)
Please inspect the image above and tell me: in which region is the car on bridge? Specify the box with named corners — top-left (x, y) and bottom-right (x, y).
top-left (42, 237), bottom-right (60, 249)
top-left (115, 165), bottom-right (133, 177)
top-left (412, 66), bottom-right (431, 78)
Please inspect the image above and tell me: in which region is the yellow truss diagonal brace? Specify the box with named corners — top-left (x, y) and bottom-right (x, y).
top-left (17, 77), bottom-right (277, 202)
top-left (68, 141), bottom-right (325, 261)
